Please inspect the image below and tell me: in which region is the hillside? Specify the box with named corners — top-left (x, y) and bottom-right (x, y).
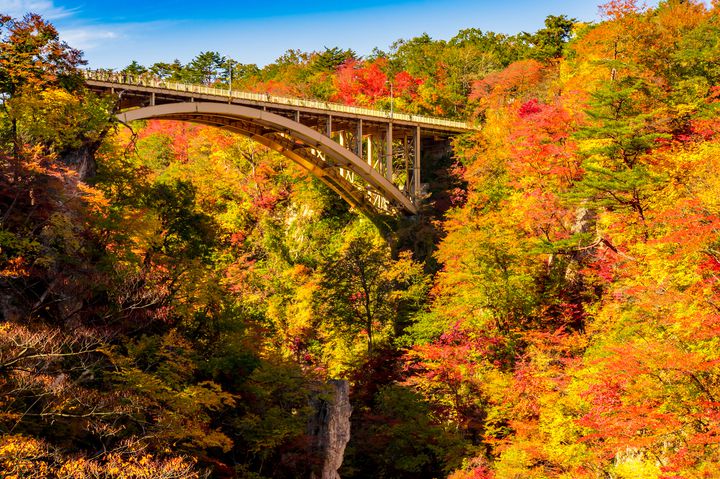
top-left (2, 2), bottom-right (720, 478)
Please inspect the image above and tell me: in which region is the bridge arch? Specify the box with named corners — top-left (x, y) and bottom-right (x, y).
top-left (117, 102), bottom-right (418, 217)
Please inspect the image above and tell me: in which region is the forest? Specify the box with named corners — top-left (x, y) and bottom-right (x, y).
top-left (2, 0), bottom-right (720, 477)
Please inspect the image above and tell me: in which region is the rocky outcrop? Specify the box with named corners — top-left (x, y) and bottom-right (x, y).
top-left (60, 141), bottom-right (99, 181)
top-left (308, 380), bottom-right (352, 479)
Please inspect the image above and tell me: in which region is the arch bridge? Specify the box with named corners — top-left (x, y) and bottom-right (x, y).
top-left (83, 71), bottom-right (475, 217)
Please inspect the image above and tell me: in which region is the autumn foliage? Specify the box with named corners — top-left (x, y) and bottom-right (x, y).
top-left (4, 2), bottom-right (720, 478)
top-left (408, 1), bottom-right (720, 477)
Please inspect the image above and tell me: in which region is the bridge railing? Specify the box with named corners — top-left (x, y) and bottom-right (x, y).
top-left (83, 70), bottom-right (475, 131)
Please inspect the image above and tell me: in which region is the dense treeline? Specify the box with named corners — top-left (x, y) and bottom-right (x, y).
top-left (118, 14), bottom-right (573, 120)
top-left (2, 1), bottom-right (720, 478)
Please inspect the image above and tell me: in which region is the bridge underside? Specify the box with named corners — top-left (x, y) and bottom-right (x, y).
top-left (118, 102), bottom-right (426, 216)
top-left (86, 74), bottom-right (470, 217)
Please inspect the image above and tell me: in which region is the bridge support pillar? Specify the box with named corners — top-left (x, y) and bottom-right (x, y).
top-left (386, 123), bottom-right (393, 181)
top-left (403, 135), bottom-right (409, 193)
top-left (367, 136), bottom-right (373, 168)
top-left (414, 126), bottom-right (421, 203)
top-left (326, 115), bottom-right (332, 137)
top-left (356, 119), bottom-right (363, 159)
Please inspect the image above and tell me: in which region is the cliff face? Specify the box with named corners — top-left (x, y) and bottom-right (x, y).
top-left (309, 380), bottom-right (352, 479)
top-left (60, 136), bottom-right (105, 181)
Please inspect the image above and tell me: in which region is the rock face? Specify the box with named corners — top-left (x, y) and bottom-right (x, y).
top-left (308, 380), bottom-right (352, 479)
top-left (60, 142), bottom-right (98, 181)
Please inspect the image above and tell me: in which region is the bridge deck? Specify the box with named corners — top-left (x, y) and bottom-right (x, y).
top-left (83, 70), bottom-right (475, 134)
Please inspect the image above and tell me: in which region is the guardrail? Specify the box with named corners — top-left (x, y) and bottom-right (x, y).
top-left (82, 70), bottom-right (475, 131)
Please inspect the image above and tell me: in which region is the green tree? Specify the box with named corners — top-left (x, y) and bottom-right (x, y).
top-left (310, 47), bottom-right (357, 72)
top-left (122, 60), bottom-right (148, 75)
top-left (184, 51), bottom-right (226, 85)
top-left (150, 59), bottom-right (185, 80)
top-left (574, 76), bottom-right (669, 236)
top-left (524, 14), bottom-right (576, 61)
top-left (318, 222), bottom-right (428, 357)
top-left (342, 385), bottom-right (467, 478)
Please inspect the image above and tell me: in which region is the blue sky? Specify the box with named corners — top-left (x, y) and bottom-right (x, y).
top-left (1, 1), bottom-right (628, 68)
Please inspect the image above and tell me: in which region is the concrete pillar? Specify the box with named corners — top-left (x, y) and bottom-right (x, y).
top-left (386, 123), bottom-right (393, 181)
top-left (403, 135), bottom-right (409, 192)
top-left (356, 119), bottom-right (363, 158)
top-left (414, 126), bottom-right (421, 200)
top-left (367, 136), bottom-right (373, 168)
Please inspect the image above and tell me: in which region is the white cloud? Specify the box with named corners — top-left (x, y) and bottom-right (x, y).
top-left (60, 27), bottom-right (118, 50)
top-left (0, 0), bottom-right (76, 19)
top-left (0, 1), bottom-right (127, 52)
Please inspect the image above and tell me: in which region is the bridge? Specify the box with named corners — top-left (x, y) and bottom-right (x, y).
top-left (83, 70), bottom-right (475, 217)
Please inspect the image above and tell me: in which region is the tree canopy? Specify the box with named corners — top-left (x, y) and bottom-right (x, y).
top-left (3, 2), bottom-right (720, 477)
